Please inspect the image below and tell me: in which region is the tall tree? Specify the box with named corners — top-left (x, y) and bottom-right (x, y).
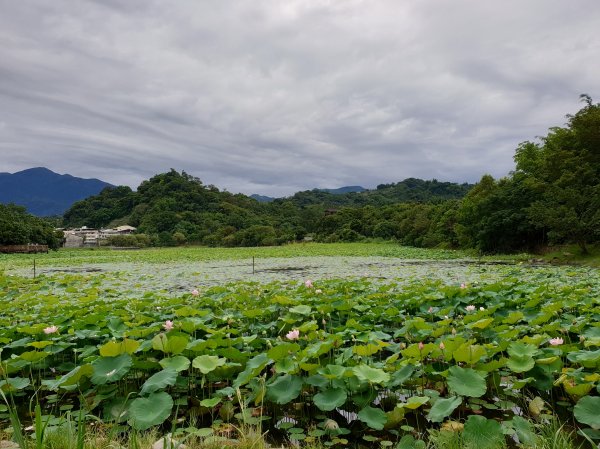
top-left (515, 95), bottom-right (600, 253)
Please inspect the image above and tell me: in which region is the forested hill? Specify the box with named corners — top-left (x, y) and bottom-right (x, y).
top-left (62, 172), bottom-right (472, 247)
top-left (59, 96), bottom-right (600, 253)
top-left (279, 178), bottom-right (472, 207)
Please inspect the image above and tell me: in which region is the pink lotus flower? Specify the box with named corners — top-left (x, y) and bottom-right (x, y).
top-left (439, 342), bottom-right (445, 350)
top-left (549, 337), bottom-right (564, 346)
top-left (418, 342), bottom-right (424, 351)
top-left (465, 305), bottom-right (476, 312)
top-left (43, 325), bottom-right (58, 334)
top-left (191, 289), bottom-right (199, 296)
top-left (305, 280), bottom-right (313, 288)
top-left (428, 307), bottom-right (434, 313)
top-left (163, 320), bottom-right (174, 331)
top-left (286, 329), bottom-right (300, 340)
top-left (460, 283), bottom-right (467, 289)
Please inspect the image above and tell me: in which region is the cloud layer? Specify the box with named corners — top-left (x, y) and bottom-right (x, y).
top-left (1, 0), bottom-right (599, 195)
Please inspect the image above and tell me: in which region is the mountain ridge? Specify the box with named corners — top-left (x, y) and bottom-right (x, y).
top-left (0, 167), bottom-right (113, 216)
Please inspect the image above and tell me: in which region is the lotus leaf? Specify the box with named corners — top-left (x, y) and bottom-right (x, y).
top-left (140, 368), bottom-right (178, 395)
top-left (463, 415), bottom-right (505, 449)
top-left (427, 396), bottom-right (462, 423)
top-left (447, 366), bottom-right (487, 398)
top-left (159, 355), bottom-right (191, 372)
top-left (352, 365), bottom-right (390, 384)
top-left (357, 406), bottom-right (387, 430)
top-left (99, 339), bottom-right (140, 356)
top-left (574, 396), bottom-right (600, 429)
top-left (313, 388), bottom-right (347, 411)
top-left (192, 355), bottom-right (226, 374)
top-left (266, 374), bottom-right (303, 404)
top-left (128, 391), bottom-right (173, 430)
top-left (91, 353), bottom-right (132, 385)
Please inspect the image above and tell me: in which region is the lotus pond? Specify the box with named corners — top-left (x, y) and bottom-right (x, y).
top-left (1, 245), bottom-right (600, 447)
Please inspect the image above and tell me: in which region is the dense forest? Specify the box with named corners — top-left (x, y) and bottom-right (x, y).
top-left (62, 173), bottom-right (472, 248)
top-left (4, 96), bottom-right (598, 253)
top-left (0, 204), bottom-right (62, 249)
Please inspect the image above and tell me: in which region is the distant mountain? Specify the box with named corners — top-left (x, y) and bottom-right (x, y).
top-left (0, 167), bottom-right (113, 216)
top-left (320, 186), bottom-right (366, 195)
top-left (250, 186), bottom-right (366, 203)
top-left (250, 194), bottom-right (276, 203)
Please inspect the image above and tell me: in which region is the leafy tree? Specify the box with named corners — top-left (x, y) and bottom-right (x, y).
top-left (515, 95), bottom-right (600, 253)
top-left (0, 204), bottom-right (61, 249)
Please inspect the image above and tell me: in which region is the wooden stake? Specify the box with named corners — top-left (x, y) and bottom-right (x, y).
top-left (33, 258), bottom-right (36, 279)
top-left (252, 257), bottom-right (255, 274)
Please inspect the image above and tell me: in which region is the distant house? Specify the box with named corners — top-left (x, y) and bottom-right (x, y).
top-left (62, 225), bottom-right (137, 248)
top-left (115, 225), bottom-right (136, 234)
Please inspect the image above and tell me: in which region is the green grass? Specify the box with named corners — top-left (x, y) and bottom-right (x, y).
top-left (541, 244), bottom-right (600, 267)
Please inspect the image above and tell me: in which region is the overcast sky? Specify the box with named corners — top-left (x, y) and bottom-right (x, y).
top-left (1, 1), bottom-right (599, 196)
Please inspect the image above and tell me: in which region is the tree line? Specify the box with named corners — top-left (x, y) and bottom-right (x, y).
top-left (3, 96), bottom-right (598, 253)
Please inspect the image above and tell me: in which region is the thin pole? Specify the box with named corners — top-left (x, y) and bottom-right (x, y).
top-left (33, 258), bottom-right (36, 279)
top-left (252, 257), bottom-right (255, 274)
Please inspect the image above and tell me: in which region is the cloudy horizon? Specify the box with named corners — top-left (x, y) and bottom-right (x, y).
top-left (1, 1), bottom-right (599, 196)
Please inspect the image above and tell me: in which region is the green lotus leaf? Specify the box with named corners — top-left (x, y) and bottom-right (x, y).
top-left (389, 364), bottom-right (415, 387)
top-left (507, 355), bottom-right (535, 373)
top-left (463, 415), bottom-right (505, 449)
top-left (313, 388), bottom-right (347, 411)
top-left (352, 365), bottom-right (390, 384)
top-left (510, 416), bottom-right (538, 447)
top-left (447, 366), bottom-right (487, 398)
top-left (353, 343), bottom-right (383, 356)
top-left (583, 327), bottom-right (600, 346)
top-left (400, 396), bottom-right (429, 410)
top-left (468, 318), bottom-right (494, 330)
top-left (567, 349), bottom-right (600, 368)
top-left (159, 355), bottom-right (191, 372)
top-left (152, 333), bottom-right (189, 355)
top-left (266, 374), bottom-right (303, 405)
top-left (384, 406), bottom-right (405, 429)
top-left (574, 396), bottom-right (600, 429)
top-left (267, 342), bottom-right (300, 361)
top-left (233, 353), bottom-right (271, 388)
top-left (43, 364), bottom-right (93, 390)
top-left (192, 355), bottom-right (226, 374)
top-left (396, 435), bottom-right (426, 449)
top-left (19, 351), bottom-right (49, 362)
top-left (140, 368), bottom-right (178, 395)
top-left (289, 305), bottom-right (311, 315)
top-left (91, 353), bottom-right (132, 385)
top-left (317, 364), bottom-right (348, 380)
top-left (200, 397), bottom-right (221, 408)
top-left (508, 342), bottom-right (538, 358)
top-left (99, 339), bottom-right (140, 357)
top-left (0, 377), bottom-right (30, 393)
top-left (427, 396), bottom-right (462, 423)
top-left (357, 406), bottom-right (387, 430)
top-left (128, 391), bottom-right (173, 430)
top-left (452, 343), bottom-right (487, 364)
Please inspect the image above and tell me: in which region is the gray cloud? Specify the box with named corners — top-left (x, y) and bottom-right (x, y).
top-left (1, 0), bottom-right (599, 196)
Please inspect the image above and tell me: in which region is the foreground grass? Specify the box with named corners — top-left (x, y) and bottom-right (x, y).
top-left (1, 419), bottom-right (589, 449)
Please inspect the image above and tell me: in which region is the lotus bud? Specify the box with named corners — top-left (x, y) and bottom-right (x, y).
top-left (439, 342), bottom-right (445, 350)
